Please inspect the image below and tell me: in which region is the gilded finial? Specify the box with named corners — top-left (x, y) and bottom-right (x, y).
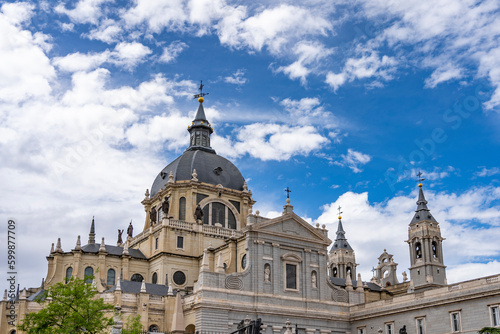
top-left (337, 205), bottom-right (343, 220)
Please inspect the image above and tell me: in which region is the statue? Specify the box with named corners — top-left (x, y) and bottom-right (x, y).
top-left (264, 265), bottom-right (271, 282)
top-left (127, 222), bottom-right (133, 238)
top-left (161, 197), bottom-right (169, 217)
top-left (312, 271), bottom-right (317, 288)
top-left (399, 325), bottom-right (407, 334)
top-left (402, 271), bottom-right (408, 282)
top-left (150, 207), bottom-right (157, 226)
top-left (117, 229), bottom-right (124, 244)
top-left (194, 204), bottom-right (203, 222)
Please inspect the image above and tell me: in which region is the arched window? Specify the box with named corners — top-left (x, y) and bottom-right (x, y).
top-left (212, 202), bottom-right (225, 227)
top-left (332, 267), bottom-right (338, 277)
top-left (152, 272), bottom-right (158, 284)
top-left (179, 197), bottom-right (186, 221)
top-left (415, 242), bottom-right (423, 259)
top-left (346, 267), bottom-right (351, 278)
top-left (107, 269), bottom-right (115, 286)
top-left (432, 241), bottom-right (438, 258)
top-left (84, 266), bottom-right (93, 283)
top-left (131, 273), bottom-right (144, 282)
top-left (65, 267), bottom-right (73, 283)
top-left (149, 324), bottom-right (160, 332)
top-left (228, 209), bottom-right (236, 229)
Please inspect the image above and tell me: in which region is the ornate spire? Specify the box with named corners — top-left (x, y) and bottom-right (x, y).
top-left (410, 183), bottom-right (437, 224)
top-left (186, 80), bottom-right (215, 153)
top-left (88, 216), bottom-right (95, 245)
top-left (330, 209), bottom-right (353, 251)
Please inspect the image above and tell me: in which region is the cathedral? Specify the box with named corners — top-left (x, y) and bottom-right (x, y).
top-left (1, 96), bottom-right (500, 334)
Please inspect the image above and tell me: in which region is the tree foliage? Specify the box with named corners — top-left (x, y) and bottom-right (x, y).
top-left (122, 314), bottom-right (144, 334)
top-left (18, 276), bottom-right (114, 334)
top-left (479, 328), bottom-right (500, 334)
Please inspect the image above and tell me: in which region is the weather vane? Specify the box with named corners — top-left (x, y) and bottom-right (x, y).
top-left (416, 171), bottom-right (425, 183)
top-left (337, 205), bottom-right (343, 217)
top-left (194, 80), bottom-right (209, 99)
top-left (284, 187), bottom-right (292, 199)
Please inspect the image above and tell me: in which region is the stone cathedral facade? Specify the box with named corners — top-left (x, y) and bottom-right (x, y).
top-left (2, 98), bottom-right (500, 334)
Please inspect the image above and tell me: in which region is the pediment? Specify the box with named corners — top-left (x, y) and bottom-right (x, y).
top-left (249, 212), bottom-right (331, 245)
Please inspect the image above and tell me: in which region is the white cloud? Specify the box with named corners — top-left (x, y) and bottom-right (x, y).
top-left (326, 52), bottom-right (397, 90)
top-left (475, 167), bottom-right (500, 177)
top-left (219, 4), bottom-right (331, 54)
top-left (113, 42), bottom-right (152, 68)
top-left (1, 2), bottom-right (34, 25)
top-left (0, 3), bottom-right (55, 103)
top-left (279, 97), bottom-right (336, 127)
top-left (55, 0), bottom-right (111, 25)
top-left (53, 51), bottom-right (111, 72)
top-left (425, 64), bottom-right (463, 88)
top-left (86, 19), bottom-right (121, 43)
top-left (214, 123), bottom-right (328, 161)
top-left (278, 41), bottom-right (334, 84)
top-left (53, 42), bottom-right (152, 72)
top-left (357, 0), bottom-right (500, 108)
top-left (159, 41), bottom-right (188, 63)
top-left (325, 72), bottom-right (346, 92)
top-left (122, 0), bottom-right (188, 32)
top-left (224, 69), bottom-right (247, 85)
top-left (334, 149), bottom-right (371, 173)
top-left (314, 186), bottom-right (500, 284)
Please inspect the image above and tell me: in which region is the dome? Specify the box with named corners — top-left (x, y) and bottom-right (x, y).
top-left (150, 149), bottom-right (245, 197)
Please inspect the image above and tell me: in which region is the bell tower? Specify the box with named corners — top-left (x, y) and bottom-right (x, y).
top-left (328, 208), bottom-right (357, 279)
top-left (407, 182), bottom-right (447, 290)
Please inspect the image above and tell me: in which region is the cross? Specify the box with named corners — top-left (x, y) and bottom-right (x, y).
top-left (416, 170), bottom-right (425, 183)
top-left (284, 187), bottom-right (292, 199)
top-left (337, 205), bottom-right (343, 216)
top-left (371, 267), bottom-right (376, 275)
top-left (194, 80), bottom-right (209, 99)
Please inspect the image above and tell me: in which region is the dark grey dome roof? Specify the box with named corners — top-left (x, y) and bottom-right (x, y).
top-left (150, 149), bottom-right (245, 197)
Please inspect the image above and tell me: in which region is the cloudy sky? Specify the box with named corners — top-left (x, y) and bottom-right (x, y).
top-left (1, 0), bottom-right (500, 290)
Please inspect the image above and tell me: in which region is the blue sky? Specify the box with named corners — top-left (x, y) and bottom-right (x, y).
top-left (1, 0), bottom-right (500, 289)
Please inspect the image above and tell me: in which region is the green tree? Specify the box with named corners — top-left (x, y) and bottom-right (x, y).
top-left (479, 328), bottom-right (500, 334)
top-left (122, 314), bottom-right (144, 334)
top-left (18, 276), bottom-right (114, 334)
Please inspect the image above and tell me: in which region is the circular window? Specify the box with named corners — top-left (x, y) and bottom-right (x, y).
top-left (241, 254), bottom-right (247, 270)
top-left (173, 271), bottom-right (186, 285)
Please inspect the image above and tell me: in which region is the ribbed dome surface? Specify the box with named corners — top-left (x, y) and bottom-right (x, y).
top-left (150, 149), bottom-right (245, 197)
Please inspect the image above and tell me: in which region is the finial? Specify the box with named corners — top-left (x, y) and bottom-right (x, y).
top-left (55, 238), bottom-right (63, 252)
top-left (145, 189), bottom-right (150, 197)
top-left (50, 243), bottom-right (54, 254)
top-left (99, 237), bottom-right (106, 252)
top-left (194, 80), bottom-right (209, 102)
top-left (416, 170), bottom-right (425, 187)
top-left (337, 205), bottom-right (343, 220)
top-left (74, 235), bottom-right (82, 251)
top-left (191, 169), bottom-right (198, 181)
top-left (243, 181), bottom-right (249, 193)
top-left (140, 280), bottom-right (147, 293)
top-left (284, 186), bottom-right (292, 199)
top-left (168, 171), bottom-right (174, 183)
